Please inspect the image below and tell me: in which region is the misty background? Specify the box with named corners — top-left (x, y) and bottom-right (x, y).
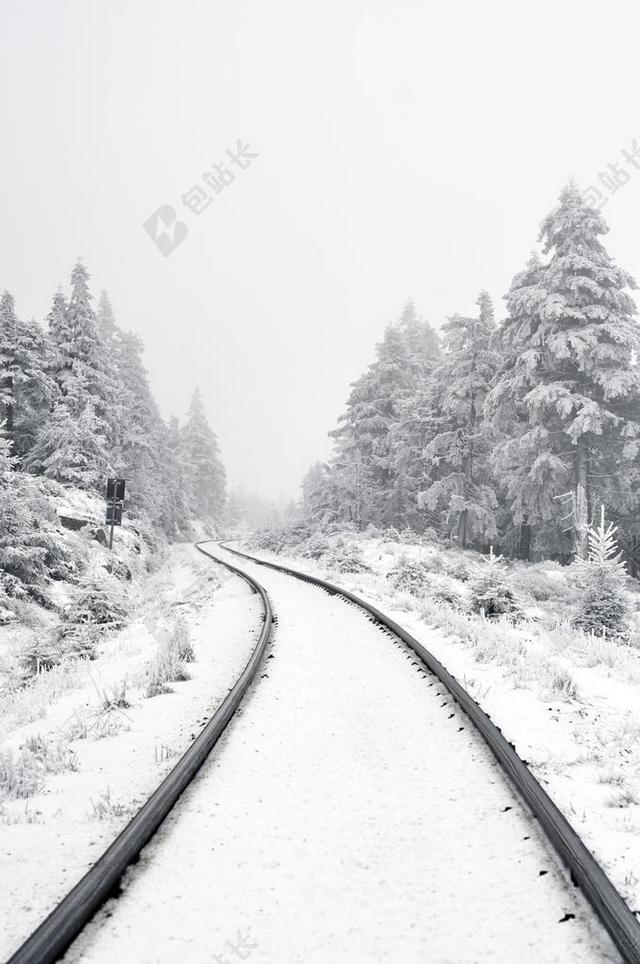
top-left (1, 0), bottom-right (639, 501)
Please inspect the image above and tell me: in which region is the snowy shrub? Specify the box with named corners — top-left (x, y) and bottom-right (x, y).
top-left (469, 548), bottom-right (522, 620)
top-left (509, 562), bottom-right (574, 605)
top-left (423, 573), bottom-right (467, 611)
top-left (607, 788), bottom-right (639, 809)
top-left (57, 569), bottom-right (128, 659)
top-left (572, 511), bottom-right (631, 639)
top-left (250, 526), bottom-right (287, 554)
top-left (172, 618), bottom-right (195, 663)
top-left (440, 556), bottom-right (472, 583)
top-left (142, 630), bottom-right (191, 698)
top-left (323, 543), bottom-right (371, 574)
top-left (0, 735), bottom-right (77, 799)
top-left (89, 787), bottom-right (128, 821)
top-left (298, 531), bottom-right (331, 560)
top-left (0, 748), bottom-right (44, 799)
top-left (17, 634), bottom-right (63, 677)
top-left (386, 556), bottom-right (432, 594)
top-left (95, 678), bottom-right (130, 712)
top-left (22, 733), bottom-right (79, 774)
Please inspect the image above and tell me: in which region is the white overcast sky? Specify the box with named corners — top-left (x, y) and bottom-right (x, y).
top-left (2, 0), bottom-right (639, 500)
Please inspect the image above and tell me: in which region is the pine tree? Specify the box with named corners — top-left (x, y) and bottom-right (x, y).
top-left (489, 184), bottom-right (640, 559)
top-left (180, 388), bottom-right (226, 524)
top-left (46, 288), bottom-right (68, 345)
top-left (0, 291), bottom-right (19, 448)
top-left (33, 262), bottom-right (117, 486)
top-left (420, 293), bottom-right (500, 548)
top-left (573, 506), bottom-right (630, 636)
top-left (96, 289), bottom-right (122, 358)
top-left (26, 373), bottom-right (112, 487)
top-left (391, 304), bottom-right (443, 531)
top-left (469, 546), bottom-right (521, 619)
top-left (114, 330), bottom-right (174, 529)
top-left (0, 292), bottom-right (55, 459)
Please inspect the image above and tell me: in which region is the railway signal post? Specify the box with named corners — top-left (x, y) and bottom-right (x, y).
top-left (105, 478), bottom-right (126, 550)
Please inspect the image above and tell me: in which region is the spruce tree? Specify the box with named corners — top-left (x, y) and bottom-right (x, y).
top-left (420, 293), bottom-right (500, 548)
top-left (0, 292), bottom-right (55, 459)
top-left (489, 183), bottom-right (640, 558)
top-left (180, 388), bottom-right (226, 524)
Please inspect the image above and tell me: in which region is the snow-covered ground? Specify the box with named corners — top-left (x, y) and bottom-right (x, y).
top-left (241, 532), bottom-right (640, 926)
top-left (60, 544), bottom-right (617, 963)
top-left (0, 544), bottom-right (262, 961)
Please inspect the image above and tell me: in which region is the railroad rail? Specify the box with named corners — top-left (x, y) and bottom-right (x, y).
top-left (7, 543), bottom-right (274, 964)
top-left (220, 541), bottom-right (640, 964)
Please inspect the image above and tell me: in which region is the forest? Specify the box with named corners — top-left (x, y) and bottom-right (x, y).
top-left (301, 184), bottom-right (640, 569)
top-left (0, 260), bottom-right (226, 602)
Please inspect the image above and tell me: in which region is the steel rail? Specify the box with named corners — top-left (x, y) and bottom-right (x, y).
top-left (7, 543), bottom-right (274, 964)
top-left (220, 540), bottom-right (640, 964)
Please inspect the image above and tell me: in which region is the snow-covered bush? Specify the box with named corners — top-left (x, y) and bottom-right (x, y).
top-left (323, 542), bottom-right (371, 574)
top-left (298, 531), bottom-right (331, 560)
top-left (386, 556), bottom-right (432, 594)
top-left (142, 627), bottom-right (192, 698)
top-left (250, 526), bottom-right (288, 554)
top-left (572, 510), bottom-right (630, 638)
top-left (17, 634), bottom-right (63, 678)
top-left (423, 572), bottom-right (467, 611)
top-left (57, 569), bottom-right (128, 659)
top-left (0, 735), bottom-right (77, 800)
top-left (440, 555), bottom-right (473, 583)
top-left (469, 548), bottom-right (522, 620)
top-left (509, 562), bottom-right (575, 605)
top-left (172, 618), bottom-right (195, 663)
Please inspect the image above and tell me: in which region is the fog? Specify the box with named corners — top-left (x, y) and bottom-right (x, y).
top-left (2, 0), bottom-right (639, 499)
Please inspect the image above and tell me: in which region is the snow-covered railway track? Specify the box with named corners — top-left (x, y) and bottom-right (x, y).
top-left (9, 542), bottom-right (640, 964)
top-left (6, 545), bottom-right (274, 964)
top-left (221, 542), bottom-right (640, 964)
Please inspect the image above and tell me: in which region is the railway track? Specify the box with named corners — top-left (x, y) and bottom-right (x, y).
top-left (220, 541), bottom-right (640, 964)
top-left (6, 540), bottom-right (640, 963)
top-left (6, 544), bottom-right (274, 964)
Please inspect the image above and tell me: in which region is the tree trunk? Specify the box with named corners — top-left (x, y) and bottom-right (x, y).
top-left (518, 520), bottom-right (532, 561)
top-left (1, 374), bottom-right (14, 453)
top-left (574, 444), bottom-right (590, 559)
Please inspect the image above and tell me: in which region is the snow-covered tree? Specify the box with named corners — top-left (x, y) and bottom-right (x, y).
top-left (489, 183), bottom-right (640, 558)
top-left (0, 292), bottom-right (55, 458)
top-left (26, 373), bottom-right (112, 487)
top-left (420, 293), bottom-right (500, 548)
top-left (180, 388), bottom-right (226, 524)
top-left (573, 506), bottom-right (630, 636)
top-left (33, 262), bottom-right (117, 486)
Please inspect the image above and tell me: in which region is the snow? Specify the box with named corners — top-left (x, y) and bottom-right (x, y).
top-left (0, 545), bottom-right (262, 961)
top-left (60, 544), bottom-right (617, 963)
top-left (245, 534), bottom-right (640, 927)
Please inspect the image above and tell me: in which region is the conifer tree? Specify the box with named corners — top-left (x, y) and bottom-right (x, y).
top-left (26, 373), bottom-right (112, 487)
top-left (180, 388), bottom-right (226, 523)
top-left (420, 293), bottom-right (499, 548)
top-left (573, 506), bottom-right (629, 636)
top-left (489, 183), bottom-right (640, 558)
top-left (0, 291), bottom-right (55, 458)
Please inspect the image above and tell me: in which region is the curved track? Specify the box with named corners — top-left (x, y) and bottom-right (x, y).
top-left (6, 544), bottom-right (273, 964)
top-left (221, 541), bottom-right (640, 964)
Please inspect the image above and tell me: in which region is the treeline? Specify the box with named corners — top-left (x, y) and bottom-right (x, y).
top-left (0, 261), bottom-right (226, 538)
top-left (303, 184), bottom-right (640, 563)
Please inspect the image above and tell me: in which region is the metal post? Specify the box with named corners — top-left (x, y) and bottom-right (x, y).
top-left (109, 486), bottom-right (116, 550)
